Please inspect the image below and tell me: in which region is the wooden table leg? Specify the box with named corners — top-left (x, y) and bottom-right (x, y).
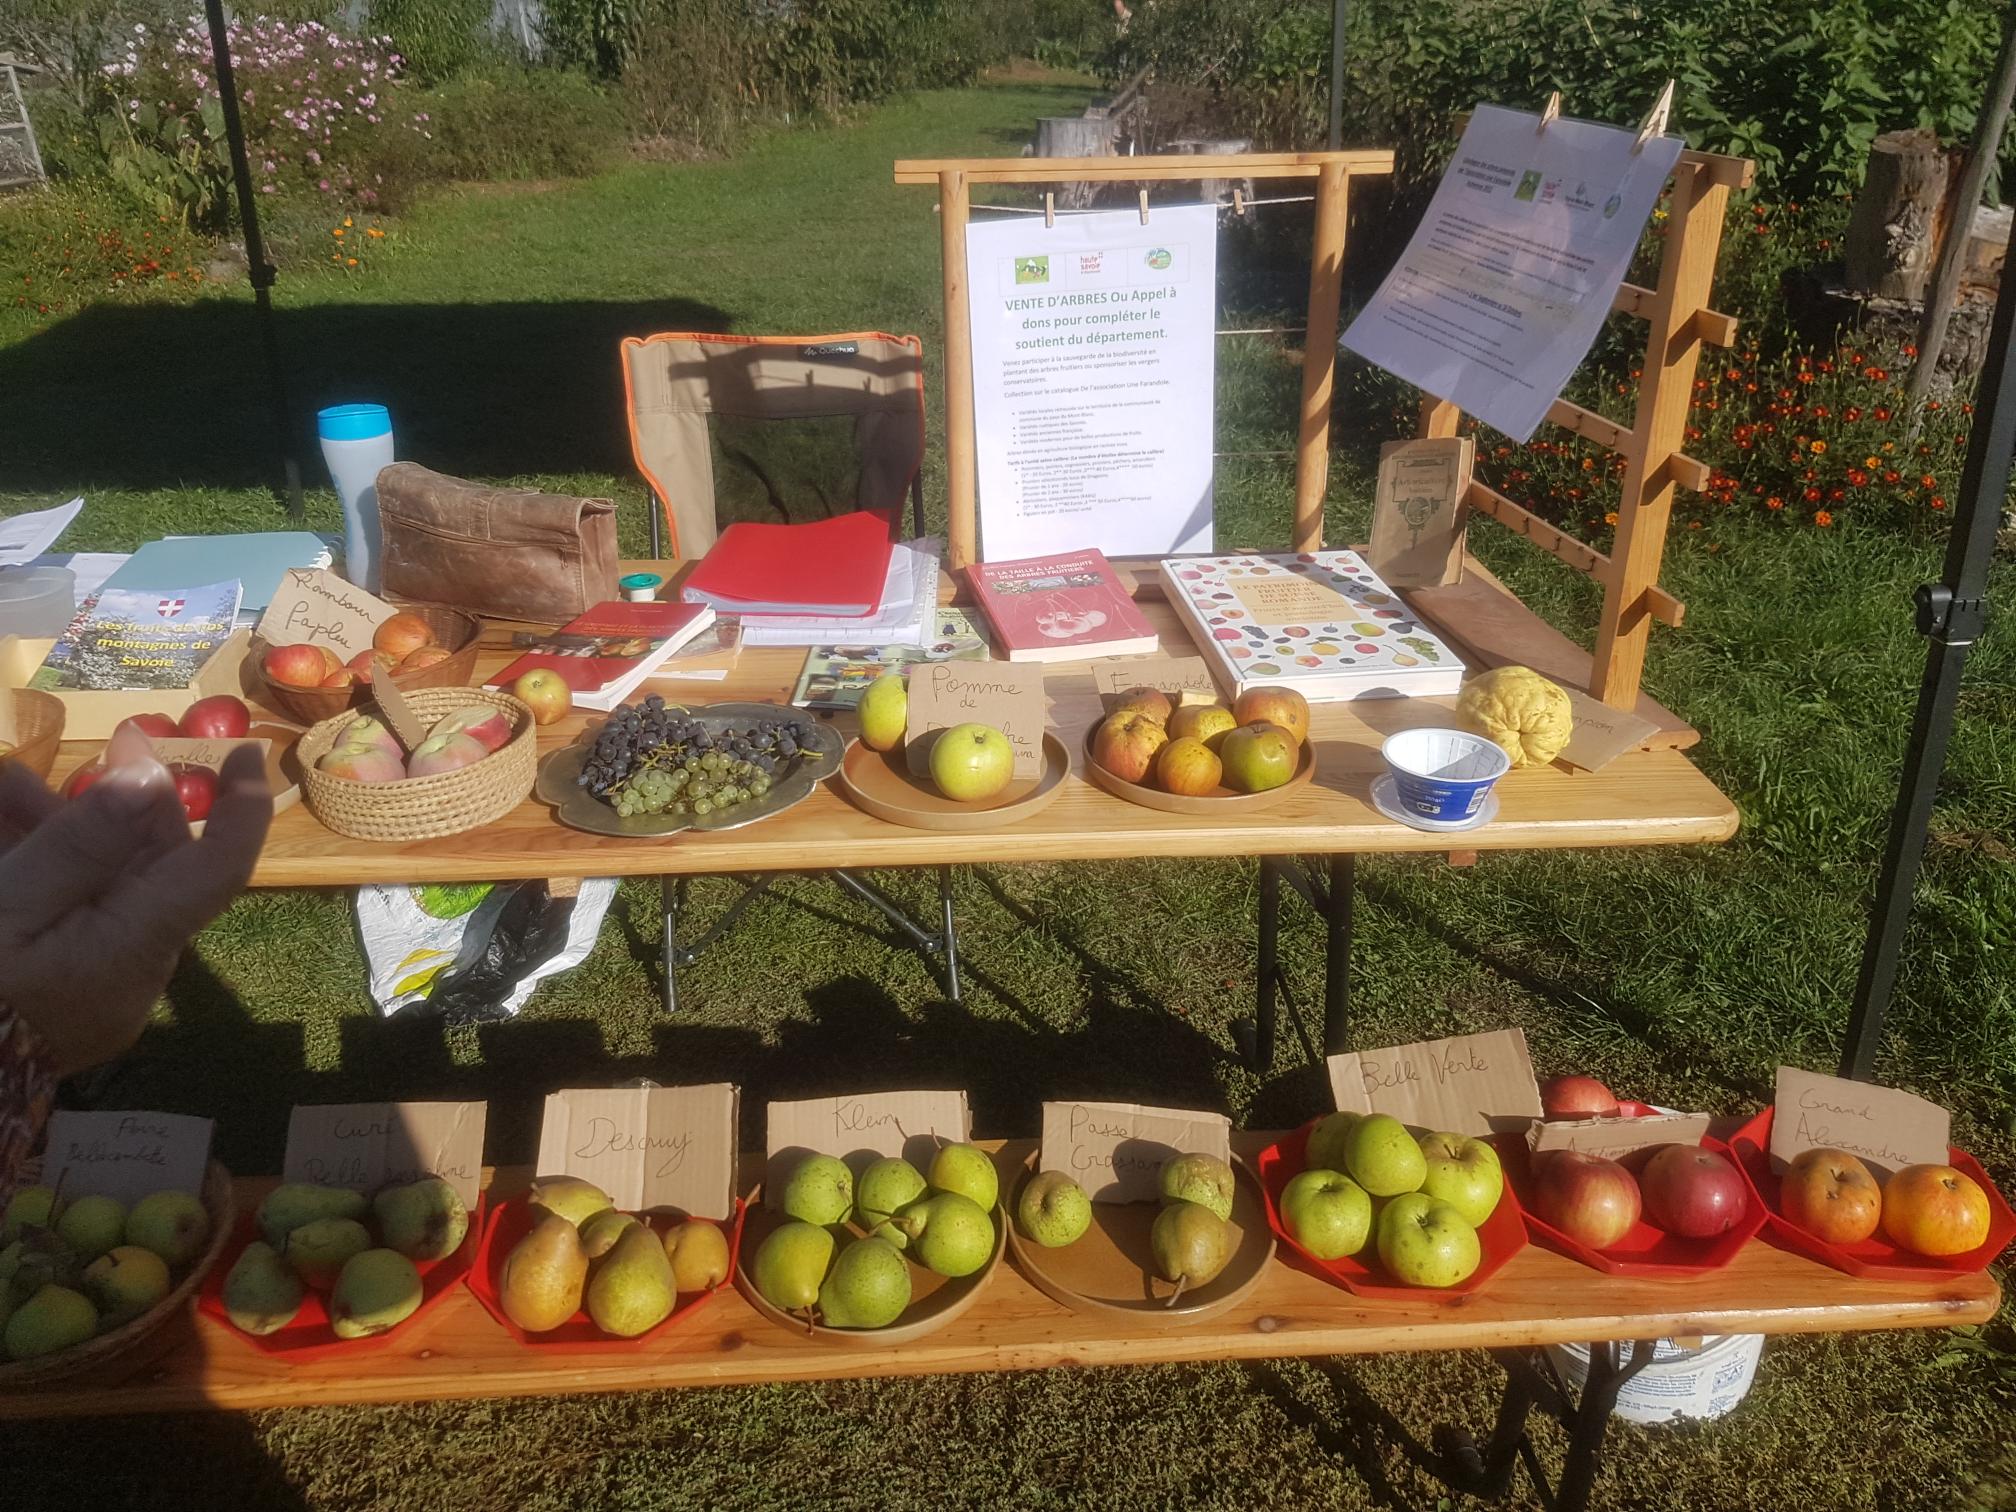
top-left (1322, 853), bottom-right (1354, 1055)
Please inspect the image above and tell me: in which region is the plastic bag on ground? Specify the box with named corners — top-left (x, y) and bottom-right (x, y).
top-left (356, 879), bottom-right (617, 1022)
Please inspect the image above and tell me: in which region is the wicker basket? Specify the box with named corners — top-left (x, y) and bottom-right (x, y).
top-left (298, 686), bottom-right (536, 841)
top-left (0, 688), bottom-right (66, 780)
top-left (0, 1159), bottom-right (235, 1389)
top-left (250, 605), bottom-right (483, 726)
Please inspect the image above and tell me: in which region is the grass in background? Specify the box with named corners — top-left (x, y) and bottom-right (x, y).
top-left (3, 71), bottom-right (2014, 1512)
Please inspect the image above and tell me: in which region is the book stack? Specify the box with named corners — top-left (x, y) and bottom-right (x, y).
top-left (965, 549), bottom-right (1160, 663)
top-left (680, 512), bottom-right (945, 649)
top-left (486, 600), bottom-right (717, 711)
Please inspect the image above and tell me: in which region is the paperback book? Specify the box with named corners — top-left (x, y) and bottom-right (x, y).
top-left (31, 580), bottom-right (240, 692)
top-left (966, 549), bottom-right (1158, 663)
top-left (486, 600), bottom-right (716, 711)
top-left (791, 609), bottom-right (988, 711)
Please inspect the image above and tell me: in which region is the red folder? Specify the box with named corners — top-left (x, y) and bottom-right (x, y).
top-left (680, 512), bottom-right (895, 617)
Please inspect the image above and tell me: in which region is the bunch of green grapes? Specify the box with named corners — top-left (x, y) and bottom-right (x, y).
top-left (609, 750), bottom-right (775, 819)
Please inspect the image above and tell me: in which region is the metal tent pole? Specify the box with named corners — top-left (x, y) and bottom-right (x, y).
top-left (204, 0), bottom-right (305, 520)
top-left (1839, 230), bottom-right (2015, 1080)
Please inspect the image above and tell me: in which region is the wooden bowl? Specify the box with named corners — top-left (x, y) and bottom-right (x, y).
top-left (0, 1160), bottom-right (235, 1389)
top-left (298, 687), bottom-right (535, 842)
top-left (1082, 726), bottom-right (1317, 815)
top-left (249, 605), bottom-right (482, 726)
top-left (0, 688), bottom-right (66, 780)
top-left (837, 733), bottom-right (1072, 832)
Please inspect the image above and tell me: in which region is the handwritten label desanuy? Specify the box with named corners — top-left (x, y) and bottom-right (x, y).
top-left (1769, 1066), bottom-right (1950, 1176)
top-left (1038, 1100), bottom-right (1232, 1205)
top-left (256, 567), bottom-right (397, 658)
top-left (765, 1089), bottom-right (969, 1208)
top-left (536, 1084), bottom-right (738, 1220)
top-left (40, 1110), bottom-right (213, 1205)
top-left (904, 659), bottom-right (1046, 781)
top-left (1327, 1028), bottom-right (1544, 1136)
top-left (284, 1101), bottom-right (487, 1211)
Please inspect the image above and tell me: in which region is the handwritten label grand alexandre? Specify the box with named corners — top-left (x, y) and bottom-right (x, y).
top-left (1768, 1067), bottom-right (1950, 1175)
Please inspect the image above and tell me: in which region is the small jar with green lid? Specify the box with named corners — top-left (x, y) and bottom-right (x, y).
top-left (619, 572), bottom-right (663, 602)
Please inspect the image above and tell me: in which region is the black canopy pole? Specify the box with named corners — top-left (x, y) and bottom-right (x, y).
top-left (1327, 0), bottom-right (1347, 150)
top-left (203, 0), bottom-right (304, 520)
top-left (1839, 228), bottom-right (2015, 1081)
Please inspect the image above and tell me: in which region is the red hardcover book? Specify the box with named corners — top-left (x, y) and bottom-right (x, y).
top-left (485, 600), bottom-right (715, 711)
top-left (679, 511), bottom-right (895, 617)
top-left (966, 550), bottom-right (1160, 663)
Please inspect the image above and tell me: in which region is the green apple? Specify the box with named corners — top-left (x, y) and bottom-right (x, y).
top-left (857, 673), bottom-right (907, 752)
top-left (1015, 1171), bottom-right (1092, 1248)
top-left (1304, 1112), bottom-right (1362, 1175)
top-left (2, 1185), bottom-right (63, 1241)
top-left (928, 722), bottom-right (1013, 802)
top-left (927, 1142), bottom-right (999, 1214)
top-left (779, 1154), bottom-right (853, 1227)
top-left (1417, 1131), bottom-right (1504, 1228)
top-left (55, 1194), bottom-right (127, 1263)
top-left (1218, 721), bottom-right (1297, 794)
top-left (1375, 1192), bottom-right (1482, 1288)
top-left (1157, 1154), bottom-right (1235, 1222)
top-left (1279, 1169), bottom-right (1372, 1260)
top-left (1343, 1113), bottom-right (1427, 1198)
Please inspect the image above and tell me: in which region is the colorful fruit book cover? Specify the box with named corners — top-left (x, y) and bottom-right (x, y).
top-left (31, 579), bottom-right (241, 691)
top-left (967, 550), bottom-right (1158, 662)
top-left (1159, 551), bottom-right (1466, 700)
top-left (486, 601), bottom-right (713, 709)
top-left (791, 608), bottom-right (988, 710)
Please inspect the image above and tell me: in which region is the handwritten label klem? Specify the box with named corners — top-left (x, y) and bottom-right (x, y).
top-left (904, 659), bottom-right (1045, 781)
top-left (1038, 1100), bottom-right (1232, 1205)
top-left (1768, 1067), bottom-right (1950, 1176)
top-left (256, 567), bottom-right (397, 658)
top-left (1327, 1028), bottom-right (1544, 1136)
top-left (41, 1110), bottom-right (213, 1205)
top-left (284, 1101), bottom-right (488, 1211)
top-left (537, 1084), bottom-right (738, 1220)
top-left (765, 1089), bottom-right (969, 1208)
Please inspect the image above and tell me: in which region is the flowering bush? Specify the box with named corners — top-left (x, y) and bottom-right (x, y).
top-left (3, 188), bottom-right (212, 323)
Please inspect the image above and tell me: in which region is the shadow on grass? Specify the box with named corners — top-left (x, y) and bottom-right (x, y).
top-left (4, 294), bottom-right (731, 493)
top-left (7, 1412), bottom-right (314, 1510)
top-left (1242, 1356), bottom-right (1470, 1511)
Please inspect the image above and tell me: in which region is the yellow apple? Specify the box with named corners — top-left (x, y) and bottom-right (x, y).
top-left (1155, 736), bottom-right (1222, 795)
top-left (1167, 703), bottom-right (1236, 750)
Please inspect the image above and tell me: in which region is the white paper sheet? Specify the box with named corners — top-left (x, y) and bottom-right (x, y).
top-left (0, 498), bottom-right (83, 566)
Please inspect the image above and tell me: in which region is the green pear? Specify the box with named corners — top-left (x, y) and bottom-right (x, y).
top-left (373, 1177), bottom-right (469, 1262)
top-left (0, 1239), bottom-right (22, 1291)
top-left (855, 1157), bottom-right (927, 1238)
top-left (928, 1142), bottom-right (999, 1214)
top-left (662, 1221), bottom-right (730, 1292)
top-left (1304, 1111), bottom-right (1363, 1176)
top-left (83, 1244), bottom-right (171, 1329)
top-left (3, 1185), bottom-right (63, 1241)
top-left (527, 1175), bottom-right (613, 1228)
top-left (500, 1211), bottom-right (589, 1333)
top-left (220, 1241), bottom-right (304, 1335)
top-left (56, 1194), bottom-right (127, 1263)
top-left (1343, 1113), bottom-right (1427, 1198)
top-left (578, 1208), bottom-right (641, 1262)
top-left (7, 1229), bottom-right (79, 1301)
top-left (751, 1220), bottom-right (834, 1320)
top-left (895, 1191), bottom-right (994, 1278)
top-left (857, 672), bottom-right (907, 752)
top-left (126, 1189), bottom-right (212, 1267)
top-left (330, 1249), bottom-right (423, 1339)
top-left (1150, 1200), bottom-right (1232, 1304)
top-left (818, 1236), bottom-right (911, 1329)
top-left (586, 1222), bottom-right (675, 1338)
top-left (256, 1183), bottom-right (367, 1248)
top-left (4, 1284), bottom-right (96, 1360)
top-left (1158, 1154), bottom-right (1236, 1221)
top-left (1016, 1171), bottom-right (1092, 1249)
top-left (779, 1155), bottom-right (852, 1227)
top-left (285, 1217), bottom-right (373, 1290)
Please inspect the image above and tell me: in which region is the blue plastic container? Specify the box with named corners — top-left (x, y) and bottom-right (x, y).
top-left (318, 402), bottom-right (394, 593)
top-left (1379, 727), bottom-right (1510, 822)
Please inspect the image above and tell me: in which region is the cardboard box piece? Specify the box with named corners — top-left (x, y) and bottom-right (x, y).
top-left (537, 1084), bottom-right (739, 1221)
top-left (1038, 1100), bottom-right (1233, 1205)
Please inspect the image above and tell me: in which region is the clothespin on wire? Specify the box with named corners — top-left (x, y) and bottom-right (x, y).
top-left (1232, 187), bottom-right (1245, 217)
top-left (1138, 189), bottom-right (1150, 225)
top-left (1536, 91), bottom-right (1562, 133)
top-left (1632, 80), bottom-right (1675, 153)
top-left (1044, 192), bottom-right (1055, 229)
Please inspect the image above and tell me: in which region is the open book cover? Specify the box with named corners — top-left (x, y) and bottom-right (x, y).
top-left (966, 549), bottom-right (1158, 663)
top-left (31, 580), bottom-right (240, 691)
top-left (486, 600), bottom-right (716, 711)
top-left (1159, 551), bottom-right (1465, 700)
top-left (791, 608), bottom-right (988, 710)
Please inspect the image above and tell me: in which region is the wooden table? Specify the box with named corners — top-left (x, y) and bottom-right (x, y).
top-left (7, 1141), bottom-right (1994, 1509)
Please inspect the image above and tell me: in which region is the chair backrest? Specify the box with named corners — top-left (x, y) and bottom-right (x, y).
top-left (621, 331), bottom-right (926, 558)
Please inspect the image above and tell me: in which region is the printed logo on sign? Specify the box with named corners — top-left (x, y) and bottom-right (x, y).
top-left (157, 598), bottom-right (185, 618)
top-left (1144, 247), bottom-right (1173, 270)
top-left (1513, 170), bottom-right (1543, 202)
top-left (1602, 192), bottom-right (1623, 219)
top-left (1077, 252), bottom-right (1104, 275)
top-left (1014, 256), bottom-right (1050, 285)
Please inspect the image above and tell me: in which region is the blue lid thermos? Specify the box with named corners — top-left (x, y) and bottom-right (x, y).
top-left (318, 403), bottom-right (394, 593)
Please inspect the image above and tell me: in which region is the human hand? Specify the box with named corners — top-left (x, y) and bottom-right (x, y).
top-left (0, 735), bottom-right (272, 1077)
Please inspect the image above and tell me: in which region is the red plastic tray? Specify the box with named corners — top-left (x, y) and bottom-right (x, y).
top-left (1729, 1106), bottom-right (2016, 1280)
top-left (466, 1196), bottom-right (746, 1350)
top-left (1255, 1120), bottom-right (1527, 1299)
top-left (197, 1197), bottom-right (485, 1358)
top-left (1505, 1132), bottom-right (1764, 1277)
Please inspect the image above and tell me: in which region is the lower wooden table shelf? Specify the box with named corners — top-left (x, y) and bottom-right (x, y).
top-left (2, 1140), bottom-right (1996, 1421)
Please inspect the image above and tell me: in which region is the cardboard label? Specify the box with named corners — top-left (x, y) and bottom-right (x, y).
top-left (1327, 1028), bottom-right (1544, 1136)
top-left (40, 1110), bottom-right (213, 1205)
top-left (1528, 1110), bottom-right (1710, 1158)
top-left (1369, 437), bottom-right (1473, 589)
top-left (1559, 687), bottom-right (1660, 772)
top-left (369, 671), bottom-right (428, 753)
top-left (1038, 1100), bottom-right (1232, 1205)
top-left (904, 659), bottom-right (1045, 781)
top-left (284, 1101), bottom-right (488, 1211)
top-left (148, 735), bottom-right (269, 772)
top-left (1086, 655), bottom-right (1219, 704)
top-left (1769, 1067), bottom-right (1951, 1176)
top-left (765, 1089), bottom-right (969, 1207)
top-left (256, 568), bottom-right (396, 658)
top-left (536, 1084), bottom-right (739, 1220)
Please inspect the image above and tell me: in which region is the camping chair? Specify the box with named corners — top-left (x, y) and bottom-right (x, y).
top-left (619, 330), bottom-right (955, 1014)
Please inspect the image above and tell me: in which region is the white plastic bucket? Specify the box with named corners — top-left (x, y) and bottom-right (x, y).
top-left (1545, 1334), bottom-right (1764, 1424)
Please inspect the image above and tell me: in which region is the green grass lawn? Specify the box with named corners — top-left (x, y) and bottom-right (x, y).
top-left (5, 71), bottom-right (2016, 1511)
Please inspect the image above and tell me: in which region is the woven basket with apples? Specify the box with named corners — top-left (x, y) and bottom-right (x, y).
top-left (299, 687), bottom-right (536, 841)
top-left (251, 606), bottom-right (481, 726)
top-left (1086, 685), bottom-right (1316, 814)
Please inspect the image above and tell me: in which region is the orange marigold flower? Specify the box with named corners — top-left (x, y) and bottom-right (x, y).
top-left (1921, 473), bottom-right (1937, 488)
top-left (1766, 496), bottom-right (1785, 510)
top-left (1814, 509), bottom-right (1834, 526)
top-left (1863, 455), bottom-right (1879, 468)
top-left (1603, 511), bottom-right (1619, 525)
top-left (1810, 440), bottom-right (1827, 454)
top-left (1803, 487), bottom-right (1823, 502)
top-left (1930, 496), bottom-right (1946, 509)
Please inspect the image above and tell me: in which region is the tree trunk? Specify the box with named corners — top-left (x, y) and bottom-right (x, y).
top-left (1843, 128), bottom-right (1954, 300)
top-left (1034, 115), bottom-right (1117, 209)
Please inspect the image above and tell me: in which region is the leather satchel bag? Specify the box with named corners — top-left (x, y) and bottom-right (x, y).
top-left (376, 463), bottom-right (621, 625)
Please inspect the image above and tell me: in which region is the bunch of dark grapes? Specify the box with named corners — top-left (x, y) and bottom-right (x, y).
top-left (576, 695), bottom-right (817, 820)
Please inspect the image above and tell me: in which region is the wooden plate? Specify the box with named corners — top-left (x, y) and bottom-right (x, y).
top-left (838, 732), bottom-right (1071, 831)
top-left (1005, 1153), bottom-right (1274, 1324)
top-left (1081, 728), bottom-right (1316, 815)
top-left (733, 1186), bottom-right (1006, 1346)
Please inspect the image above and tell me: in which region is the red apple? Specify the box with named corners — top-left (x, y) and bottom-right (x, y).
top-left (372, 611), bottom-right (436, 661)
top-left (1639, 1144), bottom-right (1749, 1239)
top-left (345, 650), bottom-right (382, 685)
top-left (1779, 1147), bottom-right (1883, 1245)
top-left (320, 669), bottom-right (358, 688)
top-left (169, 763), bottom-right (218, 822)
top-left (1881, 1164), bottom-right (1992, 1256)
top-left (395, 645), bottom-right (452, 674)
top-left (1233, 687), bottom-right (1310, 748)
top-left (405, 731), bottom-right (488, 778)
top-left (511, 668), bottom-right (572, 727)
top-left (1155, 735), bottom-right (1222, 796)
top-left (265, 642), bottom-right (339, 689)
top-left (429, 704), bottom-right (513, 754)
top-left (340, 716), bottom-right (405, 761)
top-left (316, 741), bottom-right (407, 783)
top-left (1090, 710), bottom-right (1168, 784)
top-left (63, 763), bottom-right (104, 799)
top-left (178, 694), bottom-right (252, 740)
top-left (1110, 685), bottom-right (1173, 724)
top-left (1540, 1075), bottom-right (1621, 1121)
top-left (1530, 1149), bottom-right (1641, 1249)
top-left (115, 712), bottom-right (180, 742)
top-left (1218, 721), bottom-right (1297, 793)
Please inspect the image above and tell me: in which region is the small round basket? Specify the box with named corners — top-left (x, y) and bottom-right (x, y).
top-left (298, 686), bottom-right (536, 842)
top-left (250, 606), bottom-right (482, 726)
top-left (0, 688), bottom-right (66, 780)
top-left (0, 1159), bottom-right (235, 1390)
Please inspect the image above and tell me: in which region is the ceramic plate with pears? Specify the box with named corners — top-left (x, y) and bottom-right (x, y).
top-left (198, 1175), bottom-right (483, 1355)
top-left (736, 1142), bottom-right (1007, 1345)
top-left (466, 1176), bottom-right (747, 1350)
top-left (1004, 1152), bottom-right (1275, 1324)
